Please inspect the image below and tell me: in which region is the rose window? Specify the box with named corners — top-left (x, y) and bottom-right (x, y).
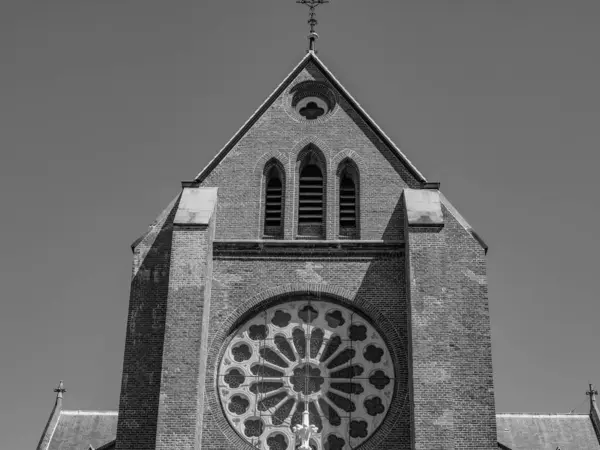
top-left (218, 300), bottom-right (394, 450)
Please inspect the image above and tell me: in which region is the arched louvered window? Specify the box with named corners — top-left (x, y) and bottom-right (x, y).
top-left (298, 164), bottom-right (324, 237)
top-left (338, 162), bottom-right (359, 238)
top-left (264, 165), bottom-right (284, 238)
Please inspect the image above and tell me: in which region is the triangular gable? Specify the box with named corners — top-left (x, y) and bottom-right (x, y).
top-left (193, 51), bottom-right (426, 184)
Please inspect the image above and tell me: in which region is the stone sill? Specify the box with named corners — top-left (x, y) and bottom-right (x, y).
top-left (213, 239), bottom-right (404, 258)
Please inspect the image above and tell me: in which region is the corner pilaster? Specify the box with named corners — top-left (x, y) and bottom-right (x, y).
top-left (403, 189), bottom-right (453, 449)
top-left (155, 186), bottom-right (218, 450)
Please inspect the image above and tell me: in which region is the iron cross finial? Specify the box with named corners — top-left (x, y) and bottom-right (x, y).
top-left (296, 0), bottom-right (330, 52)
top-left (54, 380), bottom-right (66, 399)
top-left (587, 383), bottom-right (598, 410)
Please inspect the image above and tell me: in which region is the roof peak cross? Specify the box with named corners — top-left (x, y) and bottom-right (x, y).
top-left (54, 380), bottom-right (66, 399)
top-left (296, 0), bottom-right (330, 53)
top-left (586, 383), bottom-right (598, 412)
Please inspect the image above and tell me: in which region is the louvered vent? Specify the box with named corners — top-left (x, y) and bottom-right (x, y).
top-left (298, 164), bottom-right (324, 237)
top-left (339, 175), bottom-right (357, 236)
top-left (264, 168), bottom-right (283, 237)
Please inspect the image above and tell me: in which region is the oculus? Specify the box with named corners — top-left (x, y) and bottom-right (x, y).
top-left (218, 300), bottom-right (394, 449)
top-left (297, 98), bottom-right (328, 119)
top-left (290, 81), bottom-right (336, 121)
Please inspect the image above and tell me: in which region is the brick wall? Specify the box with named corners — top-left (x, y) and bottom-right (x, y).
top-left (155, 218), bottom-right (215, 450)
top-left (444, 209), bottom-right (497, 449)
top-left (115, 198), bottom-right (179, 450)
top-left (406, 225), bottom-right (454, 449)
top-left (405, 204), bottom-right (496, 449)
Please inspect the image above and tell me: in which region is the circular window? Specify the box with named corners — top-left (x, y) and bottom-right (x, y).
top-left (288, 81), bottom-right (337, 122)
top-left (296, 97), bottom-right (329, 120)
top-left (218, 300), bottom-right (394, 450)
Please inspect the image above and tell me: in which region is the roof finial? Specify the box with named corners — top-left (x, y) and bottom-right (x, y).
top-left (296, 0), bottom-right (330, 53)
top-left (54, 380), bottom-right (66, 400)
top-left (587, 383), bottom-right (598, 412)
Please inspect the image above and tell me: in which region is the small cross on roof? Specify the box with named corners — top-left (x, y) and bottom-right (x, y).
top-left (54, 380), bottom-right (66, 398)
top-left (296, 0), bottom-right (330, 52)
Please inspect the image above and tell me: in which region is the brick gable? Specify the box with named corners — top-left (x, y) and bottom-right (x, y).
top-left (112, 52), bottom-right (497, 449)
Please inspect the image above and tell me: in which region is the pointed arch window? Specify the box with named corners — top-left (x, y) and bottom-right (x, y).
top-left (298, 164), bottom-right (324, 236)
top-left (338, 161), bottom-right (359, 239)
top-left (297, 147), bottom-right (326, 238)
top-left (264, 164), bottom-right (284, 238)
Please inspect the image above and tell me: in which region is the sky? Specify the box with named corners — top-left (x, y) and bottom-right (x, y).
top-left (1, 0), bottom-right (600, 448)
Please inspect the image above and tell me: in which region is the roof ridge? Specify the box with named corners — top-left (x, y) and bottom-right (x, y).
top-left (310, 52), bottom-right (425, 182)
top-left (497, 412), bottom-right (590, 417)
top-left (194, 53), bottom-right (312, 182)
top-left (96, 440), bottom-right (116, 450)
top-left (60, 410), bottom-right (118, 415)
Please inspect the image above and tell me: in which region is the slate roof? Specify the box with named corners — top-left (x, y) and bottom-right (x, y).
top-left (497, 413), bottom-right (600, 450)
top-left (37, 410), bottom-right (600, 449)
top-left (96, 439), bottom-right (116, 450)
top-left (41, 410), bottom-right (118, 450)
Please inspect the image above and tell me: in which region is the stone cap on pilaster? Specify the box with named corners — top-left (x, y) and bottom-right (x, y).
top-left (403, 187), bottom-right (489, 253)
top-left (403, 188), bottom-right (444, 227)
top-left (174, 186), bottom-right (218, 226)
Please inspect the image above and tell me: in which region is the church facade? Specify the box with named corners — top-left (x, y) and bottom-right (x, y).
top-left (36, 51), bottom-right (600, 450)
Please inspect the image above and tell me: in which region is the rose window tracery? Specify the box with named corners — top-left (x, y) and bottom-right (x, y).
top-left (218, 300), bottom-right (394, 450)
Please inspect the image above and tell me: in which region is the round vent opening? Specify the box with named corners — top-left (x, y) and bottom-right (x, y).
top-left (289, 81), bottom-right (337, 122)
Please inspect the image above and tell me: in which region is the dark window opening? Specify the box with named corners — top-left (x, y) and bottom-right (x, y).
top-left (264, 166), bottom-right (283, 237)
top-left (339, 166), bottom-right (358, 239)
top-left (298, 164), bottom-right (324, 237)
top-left (299, 102), bottom-right (325, 120)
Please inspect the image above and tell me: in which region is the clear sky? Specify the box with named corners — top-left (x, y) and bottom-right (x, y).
top-left (1, 1), bottom-right (599, 448)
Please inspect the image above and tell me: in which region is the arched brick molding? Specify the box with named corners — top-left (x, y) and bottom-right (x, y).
top-left (332, 149), bottom-right (364, 169)
top-left (252, 151), bottom-right (291, 177)
top-left (205, 284), bottom-right (410, 450)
